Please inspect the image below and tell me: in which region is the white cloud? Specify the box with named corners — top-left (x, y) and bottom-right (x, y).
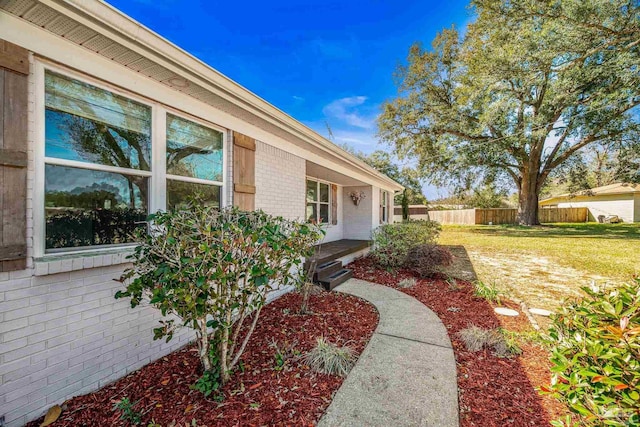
top-left (322, 96), bottom-right (375, 129)
top-left (292, 95), bottom-right (305, 102)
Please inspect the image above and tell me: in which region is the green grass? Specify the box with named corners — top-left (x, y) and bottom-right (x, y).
top-left (438, 223), bottom-right (640, 309)
top-left (439, 223), bottom-right (640, 279)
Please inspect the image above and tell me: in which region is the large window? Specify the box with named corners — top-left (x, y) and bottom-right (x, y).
top-left (42, 68), bottom-right (225, 253)
top-left (44, 71), bottom-right (151, 251)
top-left (306, 179), bottom-right (330, 224)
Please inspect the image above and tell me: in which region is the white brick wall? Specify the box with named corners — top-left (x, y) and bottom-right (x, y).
top-left (254, 140), bottom-right (305, 220)
top-left (0, 265), bottom-right (194, 426)
top-left (343, 185), bottom-right (375, 240)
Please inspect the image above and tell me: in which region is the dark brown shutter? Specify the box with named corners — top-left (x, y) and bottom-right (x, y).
top-left (232, 132), bottom-right (256, 211)
top-left (0, 40), bottom-right (28, 272)
top-left (331, 184), bottom-right (338, 225)
top-left (379, 190), bottom-right (384, 224)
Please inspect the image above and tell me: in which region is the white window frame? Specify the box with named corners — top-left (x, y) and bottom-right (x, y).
top-left (305, 177), bottom-right (332, 225)
top-left (381, 190), bottom-right (389, 223)
top-left (33, 60), bottom-right (227, 257)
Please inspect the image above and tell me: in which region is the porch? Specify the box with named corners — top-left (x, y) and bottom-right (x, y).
top-left (309, 239), bottom-right (370, 265)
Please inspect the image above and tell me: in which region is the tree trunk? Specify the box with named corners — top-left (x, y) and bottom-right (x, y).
top-left (518, 167), bottom-right (541, 226)
top-left (198, 320), bottom-right (212, 372)
top-left (402, 189), bottom-right (409, 221)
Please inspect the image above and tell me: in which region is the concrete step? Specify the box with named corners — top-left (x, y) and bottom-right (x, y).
top-left (314, 260), bottom-right (343, 282)
top-left (319, 268), bottom-right (353, 291)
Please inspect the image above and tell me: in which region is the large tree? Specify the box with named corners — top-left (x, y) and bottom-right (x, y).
top-left (378, 0), bottom-right (640, 225)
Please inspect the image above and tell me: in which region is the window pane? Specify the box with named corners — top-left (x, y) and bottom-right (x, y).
top-left (45, 165), bottom-right (148, 250)
top-left (45, 71), bottom-right (151, 171)
top-left (319, 203), bottom-right (329, 224)
top-left (306, 180), bottom-right (317, 202)
top-left (319, 183), bottom-right (329, 203)
top-left (166, 114), bottom-right (223, 182)
top-left (306, 203), bottom-right (317, 223)
top-left (167, 180), bottom-right (220, 211)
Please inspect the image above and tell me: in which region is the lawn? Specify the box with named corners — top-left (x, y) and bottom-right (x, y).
top-left (438, 222), bottom-right (640, 310)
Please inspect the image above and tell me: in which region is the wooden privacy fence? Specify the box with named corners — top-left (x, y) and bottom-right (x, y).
top-left (427, 207), bottom-right (588, 225)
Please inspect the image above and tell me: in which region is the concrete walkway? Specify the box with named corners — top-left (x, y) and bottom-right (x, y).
top-left (319, 279), bottom-right (459, 427)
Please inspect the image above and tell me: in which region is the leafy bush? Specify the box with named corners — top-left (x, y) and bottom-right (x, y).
top-left (544, 279), bottom-right (640, 426)
top-left (371, 220), bottom-right (441, 268)
top-left (116, 205), bottom-right (322, 385)
top-left (304, 336), bottom-right (354, 377)
top-left (458, 325), bottom-right (520, 358)
top-left (404, 244), bottom-right (453, 278)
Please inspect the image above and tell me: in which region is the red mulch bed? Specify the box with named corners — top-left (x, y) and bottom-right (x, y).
top-left (350, 256), bottom-right (567, 427)
top-left (28, 291), bottom-right (378, 427)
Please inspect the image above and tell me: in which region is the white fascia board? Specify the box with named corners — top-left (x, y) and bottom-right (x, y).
top-left (34, 0), bottom-right (404, 192)
top-left (0, 10), bottom-right (402, 190)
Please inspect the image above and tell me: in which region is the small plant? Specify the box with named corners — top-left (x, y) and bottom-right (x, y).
top-left (269, 339), bottom-right (300, 371)
top-left (398, 277), bottom-right (417, 288)
top-left (474, 281), bottom-right (502, 304)
top-left (404, 244), bottom-right (453, 278)
top-left (446, 276), bottom-right (460, 291)
top-left (191, 368), bottom-right (222, 399)
top-left (543, 279), bottom-right (640, 426)
top-left (371, 220), bottom-right (441, 268)
top-left (113, 397), bottom-right (142, 425)
top-left (458, 325), bottom-right (520, 358)
top-left (304, 336), bottom-right (355, 377)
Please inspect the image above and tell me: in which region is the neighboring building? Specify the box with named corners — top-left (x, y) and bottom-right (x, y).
top-left (0, 1), bottom-right (402, 425)
top-left (539, 183), bottom-right (640, 223)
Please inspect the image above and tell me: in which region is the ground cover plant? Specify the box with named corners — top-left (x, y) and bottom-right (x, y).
top-left (438, 223), bottom-right (640, 309)
top-left (350, 256), bottom-right (567, 427)
top-left (544, 279), bottom-right (640, 426)
top-left (27, 291), bottom-right (378, 426)
top-left (116, 205), bottom-right (321, 388)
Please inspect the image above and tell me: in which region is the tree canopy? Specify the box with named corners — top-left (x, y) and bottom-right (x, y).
top-left (378, 0), bottom-right (640, 224)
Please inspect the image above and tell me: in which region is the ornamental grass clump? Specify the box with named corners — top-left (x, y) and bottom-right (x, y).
top-left (544, 279), bottom-right (640, 427)
top-left (304, 337), bottom-right (355, 377)
top-left (116, 205), bottom-right (321, 386)
top-left (371, 220), bottom-right (441, 268)
top-left (458, 325), bottom-right (520, 358)
top-left (404, 244), bottom-right (453, 278)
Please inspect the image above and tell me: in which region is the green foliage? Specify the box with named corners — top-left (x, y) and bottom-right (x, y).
top-left (371, 220), bottom-right (441, 268)
top-left (191, 369), bottom-right (223, 400)
top-left (404, 244), bottom-right (453, 278)
top-left (304, 337), bottom-right (354, 377)
top-left (378, 0), bottom-right (640, 224)
top-left (113, 397), bottom-right (142, 425)
top-left (269, 339), bottom-right (300, 371)
top-left (474, 281), bottom-right (502, 304)
top-left (116, 204), bottom-right (322, 385)
top-left (544, 279), bottom-right (640, 426)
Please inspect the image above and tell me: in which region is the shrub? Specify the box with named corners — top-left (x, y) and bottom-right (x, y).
top-left (544, 279), bottom-right (640, 426)
top-left (304, 337), bottom-right (354, 377)
top-left (404, 244), bottom-right (453, 278)
top-left (113, 397), bottom-right (142, 425)
top-left (116, 205), bottom-right (322, 385)
top-left (458, 325), bottom-right (520, 358)
top-left (398, 277), bottom-right (418, 288)
top-left (371, 220), bottom-right (441, 268)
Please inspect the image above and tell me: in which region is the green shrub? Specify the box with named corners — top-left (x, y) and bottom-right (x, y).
top-left (304, 337), bottom-right (354, 377)
top-left (544, 279), bottom-right (640, 426)
top-left (113, 397), bottom-right (141, 425)
top-left (371, 220), bottom-right (441, 268)
top-left (116, 205), bottom-right (321, 386)
top-left (404, 244), bottom-right (453, 278)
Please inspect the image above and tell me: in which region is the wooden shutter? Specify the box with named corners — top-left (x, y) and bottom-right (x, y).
top-left (379, 190), bottom-right (384, 224)
top-left (331, 184), bottom-right (338, 225)
top-left (233, 132), bottom-right (256, 211)
top-left (0, 40), bottom-right (28, 272)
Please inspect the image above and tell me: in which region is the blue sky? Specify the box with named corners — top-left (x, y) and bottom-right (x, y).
top-left (107, 0), bottom-right (473, 199)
